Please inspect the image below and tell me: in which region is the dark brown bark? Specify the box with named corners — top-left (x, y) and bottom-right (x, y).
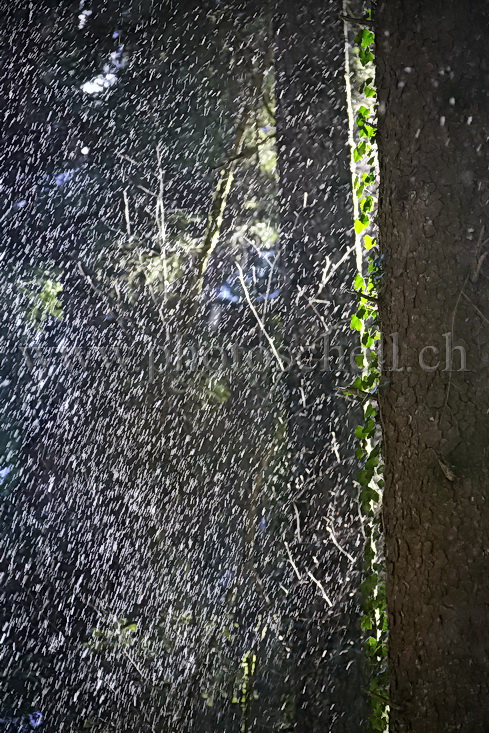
top-left (274, 1), bottom-right (367, 730)
top-left (376, 2), bottom-right (489, 731)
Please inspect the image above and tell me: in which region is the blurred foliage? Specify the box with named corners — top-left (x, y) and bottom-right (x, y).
top-left (19, 272), bottom-right (64, 328)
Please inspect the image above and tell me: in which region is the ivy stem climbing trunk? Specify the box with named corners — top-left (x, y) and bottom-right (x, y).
top-left (274, 0), bottom-right (368, 729)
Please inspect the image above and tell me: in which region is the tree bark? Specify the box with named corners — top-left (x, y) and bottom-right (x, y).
top-left (376, 2), bottom-right (489, 731)
top-left (274, 1), bottom-right (367, 730)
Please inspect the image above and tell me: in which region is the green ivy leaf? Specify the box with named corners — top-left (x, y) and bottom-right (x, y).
top-left (351, 314), bottom-right (363, 331)
top-left (354, 217), bottom-right (369, 234)
top-left (355, 28), bottom-right (375, 49)
top-left (364, 234), bottom-right (376, 250)
top-left (360, 196), bottom-right (374, 213)
top-left (354, 273), bottom-right (365, 290)
top-left (359, 47), bottom-right (375, 66)
top-left (353, 141), bottom-right (367, 161)
top-left (361, 615), bottom-right (373, 630)
top-left (361, 29), bottom-right (375, 47)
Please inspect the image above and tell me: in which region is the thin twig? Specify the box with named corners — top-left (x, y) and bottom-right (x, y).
top-left (442, 226), bottom-right (485, 410)
top-left (325, 523), bottom-right (356, 564)
top-left (293, 502), bottom-right (302, 542)
top-left (336, 384), bottom-right (377, 401)
top-left (347, 288), bottom-right (378, 304)
top-left (121, 647), bottom-right (149, 682)
top-left (262, 93), bottom-right (275, 122)
top-left (444, 271), bottom-right (470, 408)
top-left (340, 14), bottom-right (375, 28)
top-left (470, 226), bottom-right (489, 282)
top-left (319, 245), bottom-right (356, 293)
top-left (209, 134), bottom-right (275, 170)
top-left (78, 261), bottom-right (104, 298)
top-left (123, 189), bottom-right (131, 237)
top-left (303, 287), bottom-right (331, 330)
top-left (118, 152), bottom-right (140, 167)
top-left (284, 540), bottom-right (302, 581)
top-left (135, 182), bottom-right (158, 198)
top-left (462, 292), bottom-right (489, 325)
top-left (236, 262), bottom-right (285, 371)
top-left (306, 570), bottom-right (333, 607)
top-left (367, 689), bottom-right (402, 711)
top-left (357, 488), bottom-right (367, 541)
top-left (262, 247), bottom-right (281, 320)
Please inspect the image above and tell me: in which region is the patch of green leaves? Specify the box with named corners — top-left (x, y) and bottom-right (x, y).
top-left (354, 28), bottom-right (375, 48)
top-left (21, 276), bottom-right (64, 328)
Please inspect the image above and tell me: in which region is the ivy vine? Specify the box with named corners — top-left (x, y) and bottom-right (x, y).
top-left (348, 11), bottom-right (389, 732)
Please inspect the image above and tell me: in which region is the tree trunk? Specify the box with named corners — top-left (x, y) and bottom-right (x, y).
top-left (376, 2), bottom-right (489, 731)
top-left (274, 1), bottom-right (367, 730)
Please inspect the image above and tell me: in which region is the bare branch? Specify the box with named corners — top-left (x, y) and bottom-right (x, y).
top-left (347, 288), bottom-right (378, 304)
top-left (340, 14), bottom-right (375, 28)
top-left (236, 262), bottom-right (285, 371)
top-left (306, 570), bottom-right (333, 607)
top-left (325, 523), bottom-right (356, 564)
top-left (284, 541), bottom-right (302, 581)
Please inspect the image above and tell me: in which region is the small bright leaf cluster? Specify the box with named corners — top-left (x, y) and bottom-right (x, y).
top-left (21, 275), bottom-right (64, 328)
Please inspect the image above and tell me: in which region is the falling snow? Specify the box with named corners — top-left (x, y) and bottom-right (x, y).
top-left (0, 2), bottom-right (366, 731)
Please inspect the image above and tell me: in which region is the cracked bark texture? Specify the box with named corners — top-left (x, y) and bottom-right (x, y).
top-left (274, 1), bottom-right (367, 730)
top-left (376, 2), bottom-right (489, 731)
